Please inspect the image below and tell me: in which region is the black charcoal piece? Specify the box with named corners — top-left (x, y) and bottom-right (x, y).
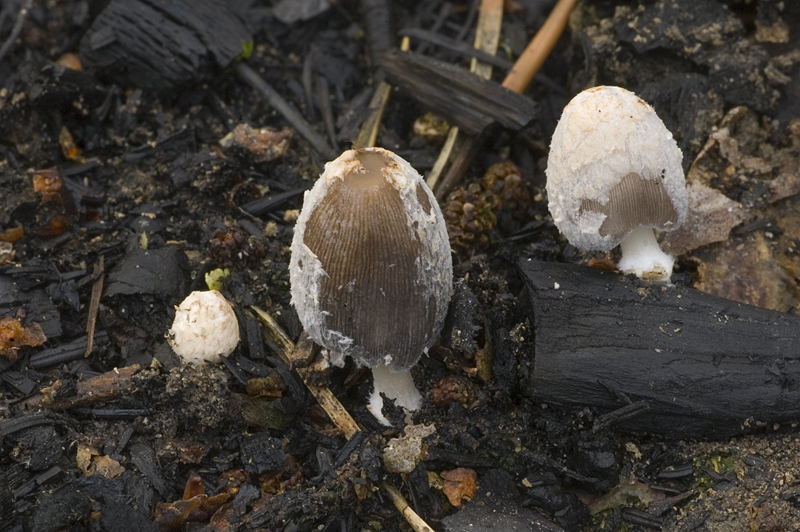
top-left (79, 0), bottom-right (252, 92)
top-left (10, 425), bottom-right (63, 471)
top-left (31, 486), bottom-right (92, 532)
top-left (105, 247), bottom-right (188, 300)
top-left (99, 497), bottom-right (159, 532)
top-left (239, 432), bottom-right (286, 475)
top-left (128, 443), bottom-right (168, 499)
top-left (440, 279), bottom-right (480, 354)
top-left (0, 275), bottom-right (62, 340)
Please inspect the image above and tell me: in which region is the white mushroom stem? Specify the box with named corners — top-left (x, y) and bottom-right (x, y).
top-left (367, 364), bottom-right (422, 426)
top-left (617, 226), bottom-right (675, 281)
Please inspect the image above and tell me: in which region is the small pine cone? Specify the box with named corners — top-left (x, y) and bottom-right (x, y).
top-left (444, 184), bottom-right (496, 252)
top-left (479, 162), bottom-right (531, 219)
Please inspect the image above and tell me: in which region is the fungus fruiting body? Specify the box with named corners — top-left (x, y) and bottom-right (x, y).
top-left (290, 147), bottom-right (453, 423)
top-left (546, 85), bottom-right (688, 281)
top-left (167, 290), bottom-right (240, 364)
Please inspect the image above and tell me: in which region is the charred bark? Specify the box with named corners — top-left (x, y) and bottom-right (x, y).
top-left (518, 258), bottom-right (800, 439)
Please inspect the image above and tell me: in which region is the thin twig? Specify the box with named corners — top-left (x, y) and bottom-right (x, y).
top-left (236, 63), bottom-right (337, 160)
top-left (85, 255), bottom-right (105, 356)
top-left (382, 481), bottom-right (434, 532)
top-left (0, 0), bottom-right (32, 64)
top-left (249, 306), bottom-right (361, 440)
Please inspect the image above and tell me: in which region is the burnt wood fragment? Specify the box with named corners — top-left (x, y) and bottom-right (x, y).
top-left (518, 259), bottom-right (800, 439)
top-left (381, 49), bottom-right (538, 135)
top-left (0, 275), bottom-right (62, 340)
top-left (129, 443), bottom-right (169, 499)
top-left (29, 331), bottom-right (109, 369)
top-left (105, 247), bottom-right (189, 300)
top-left (79, 0), bottom-right (251, 92)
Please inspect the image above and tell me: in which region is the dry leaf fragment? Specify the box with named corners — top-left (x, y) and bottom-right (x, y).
top-left (441, 467), bottom-right (478, 506)
top-left (383, 424), bottom-right (436, 474)
top-left (661, 181), bottom-right (750, 256)
top-left (77, 443), bottom-right (125, 478)
top-left (219, 124), bottom-right (291, 162)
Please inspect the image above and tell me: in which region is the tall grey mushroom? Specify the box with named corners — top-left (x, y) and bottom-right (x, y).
top-left (546, 85), bottom-right (688, 281)
top-left (290, 147), bottom-right (453, 424)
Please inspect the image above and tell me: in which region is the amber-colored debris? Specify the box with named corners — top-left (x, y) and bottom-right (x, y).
top-left (56, 52), bottom-right (83, 70)
top-left (59, 126), bottom-right (85, 162)
top-left (29, 167), bottom-right (79, 237)
top-left (429, 374), bottom-right (478, 408)
top-left (587, 251), bottom-right (617, 271)
top-left (32, 167), bottom-right (74, 208)
top-left (155, 472), bottom-right (232, 532)
top-left (0, 226), bottom-right (24, 243)
top-left (219, 124), bottom-right (292, 162)
top-left (208, 227), bottom-right (266, 270)
top-left (0, 317), bottom-right (47, 360)
top-left (441, 467), bottom-right (478, 506)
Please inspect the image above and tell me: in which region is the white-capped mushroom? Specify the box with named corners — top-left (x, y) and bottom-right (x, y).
top-left (290, 147), bottom-right (453, 424)
top-left (546, 85), bottom-right (688, 281)
top-left (167, 290), bottom-right (240, 364)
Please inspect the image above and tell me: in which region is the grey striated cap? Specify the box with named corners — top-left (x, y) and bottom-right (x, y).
top-left (546, 86), bottom-right (688, 251)
top-left (289, 147), bottom-right (453, 372)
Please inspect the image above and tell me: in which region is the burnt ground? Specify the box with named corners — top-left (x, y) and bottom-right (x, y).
top-left (2, 1), bottom-right (800, 532)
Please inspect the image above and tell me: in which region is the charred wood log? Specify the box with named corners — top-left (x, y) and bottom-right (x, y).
top-left (518, 258), bottom-right (800, 439)
top-left (382, 49), bottom-right (538, 135)
top-left (79, 0), bottom-right (251, 92)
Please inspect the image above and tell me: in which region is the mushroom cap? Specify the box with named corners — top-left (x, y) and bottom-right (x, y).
top-left (167, 290), bottom-right (240, 364)
top-left (546, 85), bottom-right (688, 251)
top-left (289, 147), bottom-right (453, 372)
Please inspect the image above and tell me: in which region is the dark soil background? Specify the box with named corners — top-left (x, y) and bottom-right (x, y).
top-left (2, 1), bottom-right (800, 532)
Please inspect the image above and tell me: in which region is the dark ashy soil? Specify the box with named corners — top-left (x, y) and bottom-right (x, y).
top-left (2, 1), bottom-right (800, 532)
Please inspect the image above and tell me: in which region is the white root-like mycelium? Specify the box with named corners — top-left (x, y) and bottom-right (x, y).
top-left (167, 290), bottom-right (240, 364)
top-left (546, 85), bottom-right (688, 281)
top-left (289, 147), bottom-right (453, 424)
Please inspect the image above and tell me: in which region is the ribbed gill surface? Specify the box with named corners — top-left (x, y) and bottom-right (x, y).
top-left (580, 172), bottom-right (678, 239)
top-left (303, 164), bottom-right (434, 369)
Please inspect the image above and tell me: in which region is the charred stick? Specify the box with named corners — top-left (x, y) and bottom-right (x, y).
top-left (400, 28), bottom-right (513, 70)
top-left (360, 0), bottom-right (393, 74)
